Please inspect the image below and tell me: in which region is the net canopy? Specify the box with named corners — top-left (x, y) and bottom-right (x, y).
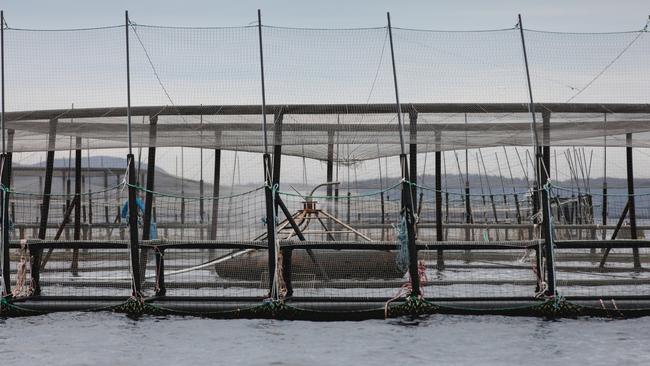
top-left (1, 23), bottom-right (649, 162)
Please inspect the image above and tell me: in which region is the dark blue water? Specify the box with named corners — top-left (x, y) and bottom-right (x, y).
top-left (2, 313), bottom-right (649, 365)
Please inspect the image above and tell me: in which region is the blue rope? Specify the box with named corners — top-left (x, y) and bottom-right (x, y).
top-left (395, 215), bottom-right (409, 272)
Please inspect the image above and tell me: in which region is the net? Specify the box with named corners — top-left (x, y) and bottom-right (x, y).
top-left (2, 18), bottom-right (650, 318)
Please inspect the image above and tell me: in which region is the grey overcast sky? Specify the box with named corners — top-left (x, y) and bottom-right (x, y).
top-left (2, 0), bottom-right (649, 31)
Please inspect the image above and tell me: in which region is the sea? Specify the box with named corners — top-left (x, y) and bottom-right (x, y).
top-left (1, 313), bottom-right (649, 366)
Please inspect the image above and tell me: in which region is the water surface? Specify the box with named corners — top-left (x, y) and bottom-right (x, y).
top-left (1, 313), bottom-right (649, 366)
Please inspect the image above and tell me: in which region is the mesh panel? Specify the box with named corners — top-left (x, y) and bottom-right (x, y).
top-left (3, 21), bottom-right (650, 316)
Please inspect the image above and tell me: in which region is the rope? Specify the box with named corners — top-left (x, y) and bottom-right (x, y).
top-left (393, 216), bottom-right (409, 273)
top-left (278, 181), bottom-right (402, 200)
top-left (11, 240), bottom-right (32, 298)
top-left (270, 183), bottom-right (286, 301)
top-left (126, 182), bottom-right (265, 200)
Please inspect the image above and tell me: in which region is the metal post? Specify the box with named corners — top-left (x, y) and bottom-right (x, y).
top-left (326, 131), bottom-right (334, 237)
top-left (271, 112), bottom-right (291, 294)
top-left (626, 133), bottom-right (641, 269)
top-left (409, 111), bottom-right (417, 212)
top-left (435, 133), bottom-right (444, 270)
top-left (30, 118), bottom-right (58, 295)
top-left (72, 138), bottom-right (82, 276)
top-left (1, 152), bottom-right (10, 294)
top-left (518, 14), bottom-right (555, 295)
top-left (199, 113), bottom-right (205, 239)
top-left (263, 153), bottom-right (276, 295)
top-left (0, 10), bottom-right (7, 295)
top-left (326, 133), bottom-right (334, 196)
top-left (602, 114), bottom-right (608, 240)
top-left (141, 115), bottom-right (157, 287)
top-left (127, 154), bottom-right (141, 295)
top-left (210, 144), bottom-right (221, 240)
top-left (1, 10), bottom-right (5, 156)
top-left (542, 111), bottom-right (551, 185)
top-left (257, 9), bottom-right (277, 298)
top-left (125, 11), bottom-right (133, 156)
top-left (125, 11), bottom-right (140, 296)
top-left (387, 12), bottom-right (420, 296)
top-left (272, 112), bottom-right (283, 198)
top-left (257, 9), bottom-right (269, 154)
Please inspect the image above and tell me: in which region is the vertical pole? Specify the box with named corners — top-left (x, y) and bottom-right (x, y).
top-left (199, 112), bottom-right (205, 240)
top-left (326, 133), bottom-right (334, 195)
top-left (326, 131), bottom-right (334, 237)
top-left (0, 10), bottom-right (7, 295)
top-left (518, 14), bottom-right (555, 295)
top-left (127, 154), bottom-right (141, 295)
top-left (464, 182), bottom-right (472, 241)
top-left (626, 133), bottom-right (641, 269)
top-left (257, 9), bottom-right (277, 298)
top-left (31, 118), bottom-right (57, 295)
top-left (210, 138), bottom-right (221, 240)
top-left (542, 111), bottom-right (551, 185)
top-left (125, 11), bottom-right (133, 156)
top-left (602, 114), bottom-right (608, 240)
top-left (387, 12), bottom-right (419, 296)
top-left (263, 153), bottom-right (276, 295)
top-left (125, 11), bottom-right (140, 295)
top-left (272, 112), bottom-right (283, 198)
top-left (141, 115), bottom-right (157, 288)
top-left (1, 153), bottom-right (11, 295)
top-left (72, 138), bottom-right (82, 276)
top-left (1, 10), bottom-right (5, 155)
top-left (435, 132), bottom-right (444, 270)
top-left (409, 111), bottom-right (417, 213)
top-left (272, 112), bottom-right (291, 295)
top-left (65, 168), bottom-right (71, 241)
top-left (103, 169), bottom-right (109, 237)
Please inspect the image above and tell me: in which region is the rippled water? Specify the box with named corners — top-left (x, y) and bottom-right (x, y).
top-left (2, 313), bottom-right (649, 365)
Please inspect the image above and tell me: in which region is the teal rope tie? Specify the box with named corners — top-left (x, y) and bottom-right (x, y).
top-left (394, 215), bottom-right (409, 272)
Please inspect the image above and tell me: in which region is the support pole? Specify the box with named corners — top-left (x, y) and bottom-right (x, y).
top-left (0, 10), bottom-right (5, 156)
top-left (0, 10), bottom-right (8, 295)
top-left (1, 154), bottom-right (11, 294)
top-left (542, 111), bottom-right (551, 185)
top-left (263, 153), bottom-right (276, 295)
top-left (409, 110), bottom-right (417, 213)
top-left (72, 138), bottom-right (82, 276)
top-left (464, 181), bottom-right (472, 241)
top-left (141, 115), bottom-right (157, 288)
top-left (326, 131), bottom-right (334, 238)
top-left (125, 11), bottom-right (140, 296)
top-left (272, 112), bottom-right (283, 199)
top-left (602, 113), bottom-right (608, 240)
top-left (272, 111), bottom-right (292, 295)
top-left (388, 12), bottom-right (420, 296)
top-left (435, 133), bottom-right (444, 270)
top-left (31, 118), bottom-right (57, 295)
top-left (199, 110), bottom-right (204, 240)
top-left (518, 14), bottom-right (555, 295)
top-left (127, 153), bottom-right (141, 295)
top-left (626, 133), bottom-right (641, 269)
top-left (326, 133), bottom-right (334, 197)
top-left (257, 9), bottom-right (278, 298)
top-left (210, 142), bottom-right (221, 240)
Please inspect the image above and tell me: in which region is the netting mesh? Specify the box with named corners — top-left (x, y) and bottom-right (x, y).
top-left (2, 20), bottom-right (650, 315)
top-left (548, 185), bottom-right (650, 298)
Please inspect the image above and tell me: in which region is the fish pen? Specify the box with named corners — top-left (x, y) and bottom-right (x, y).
top-left (2, 11), bottom-right (650, 319)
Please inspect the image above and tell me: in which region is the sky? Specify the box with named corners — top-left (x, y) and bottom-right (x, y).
top-left (2, 0), bottom-right (648, 31)
top-left (2, 0), bottom-right (650, 188)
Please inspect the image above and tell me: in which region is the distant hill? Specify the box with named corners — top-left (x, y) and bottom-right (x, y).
top-left (9, 156), bottom-right (650, 195)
